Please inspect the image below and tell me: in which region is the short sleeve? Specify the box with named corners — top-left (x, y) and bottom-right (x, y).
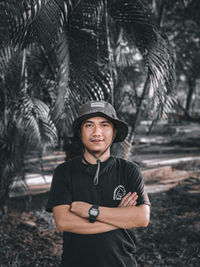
top-left (126, 162), bottom-right (150, 206)
top-left (46, 162), bottom-right (72, 212)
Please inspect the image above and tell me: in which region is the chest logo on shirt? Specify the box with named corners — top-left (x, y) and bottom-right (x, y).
top-left (113, 185), bottom-right (126, 200)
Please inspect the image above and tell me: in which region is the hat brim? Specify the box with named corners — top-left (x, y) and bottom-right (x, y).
top-left (72, 112), bottom-right (128, 143)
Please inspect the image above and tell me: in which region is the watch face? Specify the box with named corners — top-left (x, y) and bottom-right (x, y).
top-left (90, 208), bottom-right (98, 216)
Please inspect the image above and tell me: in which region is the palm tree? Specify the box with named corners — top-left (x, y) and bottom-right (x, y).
top-left (0, 0), bottom-right (177, 209)
top-left (0, 45), bottom-right (57, 211)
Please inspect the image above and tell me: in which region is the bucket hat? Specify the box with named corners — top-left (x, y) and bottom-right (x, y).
top-left (72, 100), bottom-right (128, 142)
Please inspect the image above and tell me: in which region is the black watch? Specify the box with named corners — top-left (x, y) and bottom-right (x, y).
top-left (88, 205), bottom-right (99, 223)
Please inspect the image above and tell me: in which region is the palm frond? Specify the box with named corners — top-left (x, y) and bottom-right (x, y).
top-left (71, 0), bottom-right (105, 29)
top-left (38, 120), bottom-right (58, 147)
top-left (52, 25), bottom-right (112, 131)
top-left (108, 0), bottom-right (176, 118)
top-left (33, 98), bottom-right (58, 146)
top-left (15, 95), bottom-right (41, 144)
top-left (109, 0), bottom-right (157, 48)
top-left (0, 46), bottom-right (21, 76)
top-left (33, 98), bottom-right (58, 147)
top-left (0, 0), bottom-right (68, 50)
top-left (31, 0), bottom-right (66, 51)
top-left (69, 27), bottom-right (111, 99)
top-left (15, 95), bottom-right (57, 149)
top-left (0, 0), bottom-right (42, 48)
top-left (109, 0), bottom-right (157, 68)
top-left (51, 32), bottom-right (70, 124)
top-left (148, 33), bottom-right (176, 119)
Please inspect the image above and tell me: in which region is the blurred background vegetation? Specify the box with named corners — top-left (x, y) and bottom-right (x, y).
top-left (0, 0), bottom-right (199, 210)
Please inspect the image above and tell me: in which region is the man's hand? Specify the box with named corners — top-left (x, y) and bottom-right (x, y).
top-left (118, 192), bottom-right (138, 207)
top-left (70, 201), bottom-right (91, 218)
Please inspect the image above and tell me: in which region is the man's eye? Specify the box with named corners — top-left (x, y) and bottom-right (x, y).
top-left (85, 124), bottom-right (93, 128)
top-left (102, 123), bottom-right (109, 127)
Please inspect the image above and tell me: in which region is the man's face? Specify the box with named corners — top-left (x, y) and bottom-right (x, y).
top-left (81, 116), bottom-right (115, 154)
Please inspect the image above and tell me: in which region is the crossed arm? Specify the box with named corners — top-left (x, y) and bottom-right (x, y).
top-left (53, 192), bottom-right (150, 234)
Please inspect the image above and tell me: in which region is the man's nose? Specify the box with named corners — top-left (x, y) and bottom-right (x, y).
top-left (92, 125), bottom-right (102, 135)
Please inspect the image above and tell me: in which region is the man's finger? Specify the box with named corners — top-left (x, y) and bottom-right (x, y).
top-left (119, 192), bottom-right (138, 207)
top-left (119, 192), bottom-right (132, 207)
top-left (123, 193), bottom-right (138, 207)
top-left (129, 199), bottom-right (137, 206)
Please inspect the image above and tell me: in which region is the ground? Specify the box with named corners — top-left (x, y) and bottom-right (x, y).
top-left (1, 174), bottom-right (200, 266)
top-left (136, 176), bottom-right (200, 266)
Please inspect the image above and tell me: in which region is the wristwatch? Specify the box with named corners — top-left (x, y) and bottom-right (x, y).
top-left (88, 205), bottom-right (99, 223)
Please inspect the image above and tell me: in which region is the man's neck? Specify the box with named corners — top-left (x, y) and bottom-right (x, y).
top-left (83, 149), bottom-right (111, 164)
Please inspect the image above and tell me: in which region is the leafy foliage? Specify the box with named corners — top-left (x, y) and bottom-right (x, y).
top-left (158, 0), bottom-right (200, 115)
top-left (0, 0), bottom-right (176, 125)
top-left (0, 46), bottom-right (57, 208)
top-left (15, 96), bottom-right (57, 148)
top-left (0, 0), bottom-right (177, 207)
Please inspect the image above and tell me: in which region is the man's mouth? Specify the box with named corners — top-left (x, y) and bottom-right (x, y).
top-left (90, 139), bottom-right (104, 143)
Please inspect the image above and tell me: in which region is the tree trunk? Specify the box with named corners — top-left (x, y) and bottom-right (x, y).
top-left (0, 153), bottom-right (15, 214)
top-left (185, 77), bottom-right (195, 115)
top-left (105, 0), bottom-right (115, 106)
top-left (124, 72), bottom-right (150, 160)
top-left (152, 0), bottom-right (166, 27)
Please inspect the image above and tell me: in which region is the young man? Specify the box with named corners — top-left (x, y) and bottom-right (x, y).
top-left (46, 100), bottom-right (151, 267)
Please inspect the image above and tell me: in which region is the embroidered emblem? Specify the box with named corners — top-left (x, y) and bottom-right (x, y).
top-left (113, 185), bottom-right (126, 200)
top-left (91, 102), bottom-right (105, 108)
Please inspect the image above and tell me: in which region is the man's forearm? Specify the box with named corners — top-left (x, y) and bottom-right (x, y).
top-left (97, 204), bottom-right (150, 229)
top-left (71, 201), bottom-right (150, 229)
top-left (53, 205), bottom-right (117, 234)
